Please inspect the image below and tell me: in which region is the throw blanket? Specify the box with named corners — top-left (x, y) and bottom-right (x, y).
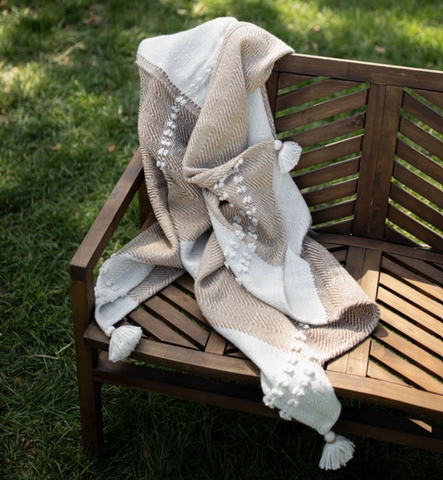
top-left (94, 18), bottom-right (380, 469)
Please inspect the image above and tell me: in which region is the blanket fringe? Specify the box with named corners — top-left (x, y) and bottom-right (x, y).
top-left (274, 140), bottom-right (302, 173)
top-left (319, 431), bottom-right (355, 470)
top-left (108, 325), bottom-right (142, 362)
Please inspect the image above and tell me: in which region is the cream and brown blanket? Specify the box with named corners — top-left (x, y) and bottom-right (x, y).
top-left (94, 18), bottom-right (379, 469)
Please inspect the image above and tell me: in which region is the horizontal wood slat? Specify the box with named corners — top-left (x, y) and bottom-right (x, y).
top-left (377, 286), bottom-right (443, 338)
top-left (370, 340), bottom-right (443, 395)
top-left (396, 140), bottom-right (443, 186)
top-left (282, 113), bottom-right (365, 147)
top-left (402, 92), bottom-right (443, 137)
top-left (390, 184), bottom-right (443, 235)
top-left (159, 284), bottom-right (208, 325)
top-left (296, 136), bottom-right (363, 170)
top-left (311, 200), bottom-right (355, 226)
top-left (275, 90), bottom-right (367, 133)
top-left (378, 304), bottom-right (443, 359)
top-left (275, 54), bottom-right (443, 91)
top-left (294, 157), bottom-right (359, 189)
top-left (278, 72), bottom-right (315, 90)
top-left (276, 78), bottom-right (361, 112)
top-left (373, 324), bottom-right (443, 381)
top-left (302, 179), bottom-right (357, 207)
top-left (388, 205), bottom-right (443, 251)
top-left (314, 219), bottom-right (353, 234)
top-left (84, 322), bottom-right (261, 384)
top-left (128, 308), bottom-right (198, 349)
top-left (399, 117), bottom-right (443, 162)
top-left (174, 273), bottom-right (195, 294)
top-left (144, 296), bottom-right (209, 349)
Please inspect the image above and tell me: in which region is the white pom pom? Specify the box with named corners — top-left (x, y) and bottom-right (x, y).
top-left (319, 431), bottom-right (355, 470)
top-left (275, 140), bottom-right (302, 173)
top-left (108, 325), bottom-right (142, 363)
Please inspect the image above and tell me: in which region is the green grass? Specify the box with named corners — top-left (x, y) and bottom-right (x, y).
top-left (1, 0), bottom-right (443, 478)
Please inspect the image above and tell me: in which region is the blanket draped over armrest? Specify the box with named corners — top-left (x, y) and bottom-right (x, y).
top-left (94, 18), bottom-right (380, 469)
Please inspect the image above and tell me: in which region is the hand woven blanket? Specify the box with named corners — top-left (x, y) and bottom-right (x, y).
top-left (94, 18), bottom-right (380, 469)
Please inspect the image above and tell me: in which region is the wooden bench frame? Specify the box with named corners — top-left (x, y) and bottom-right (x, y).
top-left (70, 53), bottom-right (443, 454)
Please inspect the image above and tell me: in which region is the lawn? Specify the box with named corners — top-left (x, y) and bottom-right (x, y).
top-left (1, 0), bottom-right (443, 478)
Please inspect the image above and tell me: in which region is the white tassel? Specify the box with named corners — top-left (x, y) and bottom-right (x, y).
top-left (319, 431), bottom-right (355, 470)
top-left (108, 325), bottom-right (142, 362)
top-left (274, 140), bottom-right (302, 173)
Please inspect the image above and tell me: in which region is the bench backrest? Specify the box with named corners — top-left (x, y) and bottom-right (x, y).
top-left (266, 54), bottom-right (443, 252)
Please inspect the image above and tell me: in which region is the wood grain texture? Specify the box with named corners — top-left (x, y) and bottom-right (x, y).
top-left (275, 89), bottom-right (367, 132)
top-left (296, 135), bottom-right (362, 171)
top-left (302, 178), bottom-right (357, 207)
top-left (276, 78), bottom-right (361, 113)
top-left (294, 157), bottom-right (359, 189)
top-left (282, 112), bottom-right (365, 147)
top-left (396, 140), bottom-right (443, 186)
top-left (413, 88), bottom-right (443, 111)
top-left (402, 92), bottom-right (443, 137)
top-left (399, 117), bottom-right (443, 162)
top-left (311, 200), bottom-right (355, 226)
top-left (274, 53), bottom-right (443, 91)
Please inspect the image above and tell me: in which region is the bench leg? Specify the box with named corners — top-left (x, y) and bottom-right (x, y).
top-left (71, 278), bottom-right (104, 451)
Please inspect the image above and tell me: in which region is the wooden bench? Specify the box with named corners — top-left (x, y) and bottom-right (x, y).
top-left (70, 53), bottom-right (443, 454)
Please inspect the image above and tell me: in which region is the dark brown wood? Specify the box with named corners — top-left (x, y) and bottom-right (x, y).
top-left (413, 88), bottom-right (443, 111)
top-left (393, 162), bottom-right (443, 211)
top-left (144, 296), bottom-right (209, 348)
top-left (311, 200), bottom-right (355, 226)
top-left (274, 53), bottom-right (443, 91)
top-left (388, 205), bottom-right (443, 251)
top-left (302, 178), bottom-right (357, 207)
top-left (84, 322), bottom-right (261, 384)
top-left (276, 78), bottom-right (361, 113)
top-left (265, 70), bottom-right (279, 117)
top-left (158, 284), bottom-right (208, 325)
top-left (352, 84), bottom-right (387, 236)
top-left (275, 90), bottom-right (367, 132)
top-left (71, 54), bottom-right (443, 456)
top-left (128, 307), bottom-right (199, 349)
top-left (396, 140), bottom-right (443, 186)
top-left (309, 231), bottom-right (443, 263)
top-left (296, 135), bottom-right (362, 171)
top-left (399, 117), bottom-right (443, 162)
top-left (138, 179), bottom-right (151, 228)
top-left (278, 73), bottom-right (314, 90)
top-left (390, 184), bottom-right (443, 235)
top-left (282, 112), bottom-right (365, 147)
top-left (71, 278), bottom-right (103, 451)
top-left (403, 92), bottom-right (443, 137)
top-left (384, 225), bottom-right (421, 247)
top-left (294, 157), bottom-right (359, 189)
top-left (369, 86), bottom-right (404, 239)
